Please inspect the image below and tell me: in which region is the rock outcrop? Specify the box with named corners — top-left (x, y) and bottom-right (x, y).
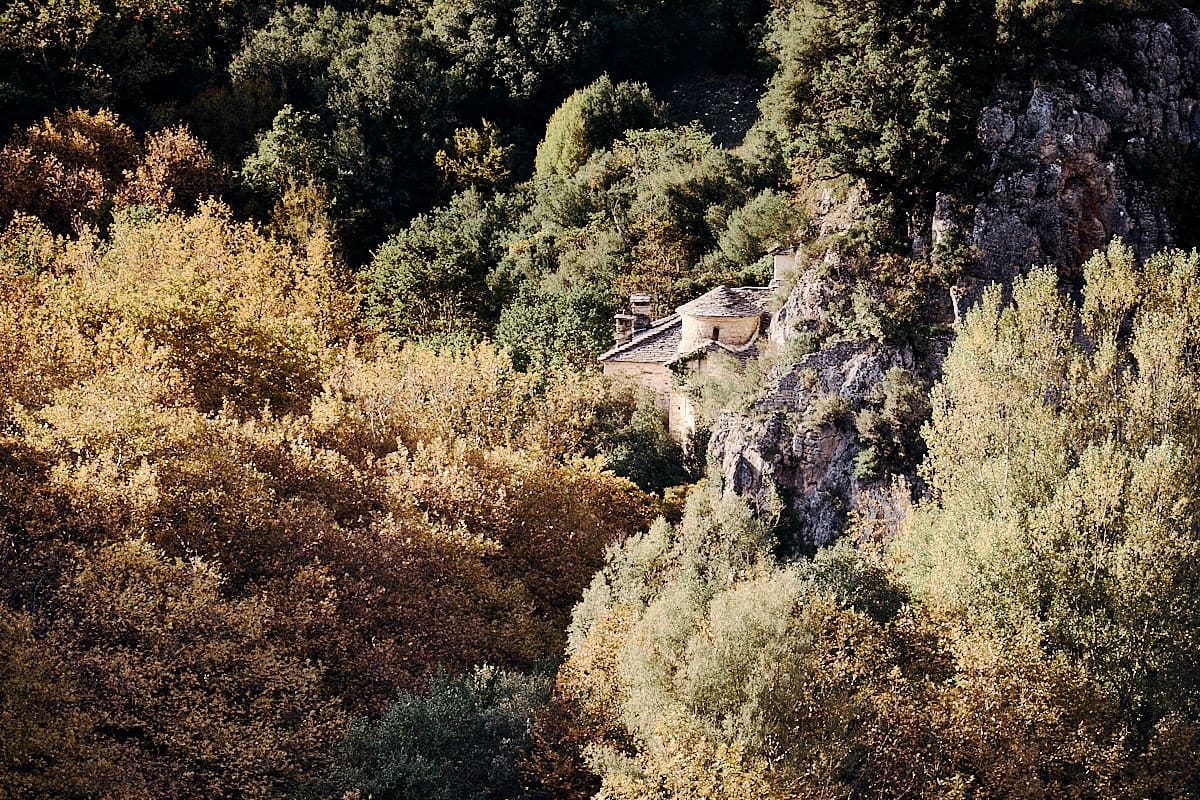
top-left (709, 339), bottom-right (932, 551)
top-left (964, 11), bottom-right (1200, 287)
top-left (712, 10), bottom-right (1200, 548)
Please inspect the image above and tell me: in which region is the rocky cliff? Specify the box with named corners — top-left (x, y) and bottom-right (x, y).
top-left (709, 341), bottom-right (904, 550)
top-left (711, 8), bottom-right (1200, 551)
top-left (963, 9), bottom-right (1200, 287)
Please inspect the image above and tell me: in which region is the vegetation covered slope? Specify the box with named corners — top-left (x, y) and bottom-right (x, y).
top-left (2, 0), bottom-right (1200, 797)
top-left (0, 202), bottom-right (661, 797)
top-left (561, 241), bottom-right (1200, 799)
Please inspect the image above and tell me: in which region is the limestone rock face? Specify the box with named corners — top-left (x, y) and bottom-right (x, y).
top-left (768, 266), bottom-right (836, 341)
top-left (709, 340), bottom-right (922, 551)
top-left (711, 11), bottom-right (1200, 549)
top-left (967, 11), bottom-right (1200, 287)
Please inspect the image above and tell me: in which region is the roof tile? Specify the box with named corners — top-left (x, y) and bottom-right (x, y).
top-left (675, 285), bottom-right (771, 317)
top-left (599, 314), bottom-right (683, 363)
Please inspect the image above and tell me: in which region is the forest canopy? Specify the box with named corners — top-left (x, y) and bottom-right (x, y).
top-left (0, 199), bottom-right (664, 797)
top-left (4, 0), bottom-right (1200, 797)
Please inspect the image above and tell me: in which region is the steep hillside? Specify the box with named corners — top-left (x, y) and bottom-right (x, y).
top-left (712, 4), bottom-right (1200, 553)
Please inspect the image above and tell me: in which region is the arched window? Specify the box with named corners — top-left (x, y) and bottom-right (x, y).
top-left (712, 326), bottom-right (720, 341)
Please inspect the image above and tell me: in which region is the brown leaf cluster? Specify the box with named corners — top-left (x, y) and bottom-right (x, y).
top-left (0, 108), bottom-right (228, 234)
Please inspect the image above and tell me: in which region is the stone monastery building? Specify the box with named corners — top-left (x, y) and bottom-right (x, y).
top-left (599, 246), bottom-right (795, 443)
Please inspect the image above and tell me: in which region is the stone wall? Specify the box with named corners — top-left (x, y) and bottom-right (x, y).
top-left (679, 313), bottom-right (760, 352)
top-left (602, 361), bottom-right (673, 403)
top-left (602, 360), bottom-right (691, 440)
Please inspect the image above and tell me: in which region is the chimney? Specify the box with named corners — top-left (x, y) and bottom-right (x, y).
top-left (768, 244), bottom-right (796, 287)
top-left (629, 294), bottom-right (652, 330)
top-left (614, 313), bottom-right (636, 345)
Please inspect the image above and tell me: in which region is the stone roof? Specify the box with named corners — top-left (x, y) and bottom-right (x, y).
top-left (599, 314), bottom-right (682, 363)
top-left (676, 285), bottom-right (772, 317)
top-left (600, 285), bottom-right (772, 365)
top-left (668, 337), bottom-right (761, 366)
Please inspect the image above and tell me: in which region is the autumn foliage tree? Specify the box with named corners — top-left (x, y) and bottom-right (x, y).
top-left (44, 539), bottom-right (347, 799)
top-left (0, 109), bottom-right (226, 234)
top-left (0, 196), bottom-right (656, 795)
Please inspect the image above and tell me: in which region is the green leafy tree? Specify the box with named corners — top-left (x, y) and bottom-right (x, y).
top-left (0, 0), bottom-right (253, 124)
top-left (571, 125), bottom-right (758, 312)
top-left (562, 481), bottom-right (953, 799)
top-left (0, 0), bottom-right (104, 116)
top-left (706, 188), bottom-right (803, 271)
top-left (498, 122), bottom-right (790, 370)
top-left (230, 6), bottom-right (452, 256)
top-left (423, 0), bottom-right (597, 111)
top-left (337, 666), bottom-right (552, 800)
top-left (896, 239), bottom-right (1200, 791)
top-left (436, 119), bottom-right (513, 192)
top-left (363, 189), bottom-right (519, 340)
top-left (240, 104), bottom-right (346, 243)
top-left (241, 105), bottom-right (342, 204)
top-left (534, 75), bottom-right (666, 181)
top-left (853, 367), bottom-right (930, 479)
top-left (507, 123), bottom-right (767, 364)
top-left (993, 0), bottom-right (1163, 60)
top-left (599, 394), bottom-right (689, 493)
top-left (758, 0), bottom-right (992, 245)
top-left (494, 269), bottom-right (622, 371)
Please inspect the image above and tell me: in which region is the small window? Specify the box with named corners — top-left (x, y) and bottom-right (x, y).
top-left (712, 326), bottom-right (720, 341)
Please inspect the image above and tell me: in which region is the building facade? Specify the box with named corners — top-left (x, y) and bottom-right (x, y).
top-left (599, 285), bottom-right (773, 443)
